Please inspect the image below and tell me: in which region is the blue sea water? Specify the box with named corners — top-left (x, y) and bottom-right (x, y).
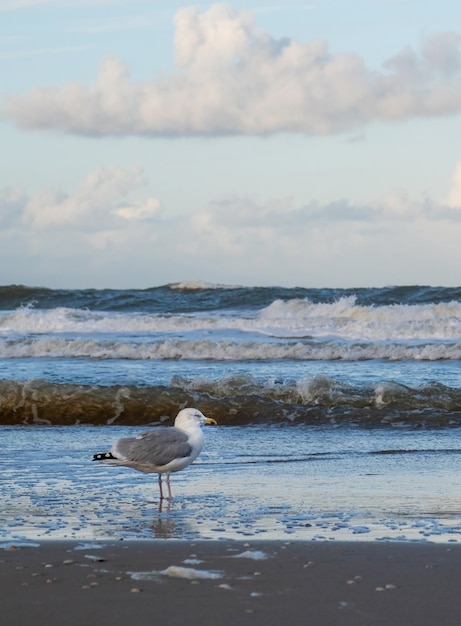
top-left (1, 282), bottom-right (461, 543)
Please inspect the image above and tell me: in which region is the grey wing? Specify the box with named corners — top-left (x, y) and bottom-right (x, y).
top-left (112, 428), bottom-right (192, 467)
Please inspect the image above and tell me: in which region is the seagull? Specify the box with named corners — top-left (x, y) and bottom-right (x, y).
top-left (92, 408), bottom-right (217, 499)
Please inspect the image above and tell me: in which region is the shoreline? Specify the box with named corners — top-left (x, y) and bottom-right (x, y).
top-left (2, 539), bottom-right (461, 625)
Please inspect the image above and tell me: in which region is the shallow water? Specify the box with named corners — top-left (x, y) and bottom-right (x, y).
top-left (2, 425), bottom-right (461, 544)
top-left (1, 357), bottom-right (461, 389)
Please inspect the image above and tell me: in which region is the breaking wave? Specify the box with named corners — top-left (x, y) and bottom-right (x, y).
top-left (0, 336), bottom-right (460, 361)
top-left (1, 376), bottom-right (461, 427)
top-left (1, 296), bottom-right (461, 347)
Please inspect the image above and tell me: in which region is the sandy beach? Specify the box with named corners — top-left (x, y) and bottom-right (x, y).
top-left (2, 539), bottom-right (461, 626)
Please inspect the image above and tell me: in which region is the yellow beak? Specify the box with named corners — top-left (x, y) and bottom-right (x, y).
top-left (205, 417), bottom-right (217, 425)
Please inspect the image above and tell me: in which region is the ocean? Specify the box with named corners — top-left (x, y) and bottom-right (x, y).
top-left (2, 282), bottom-right (461, 544)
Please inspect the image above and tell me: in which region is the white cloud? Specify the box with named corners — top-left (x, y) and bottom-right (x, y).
top-left (3, 4), bottom-right (461, 137)
top-left (446, 161), bottom-right (461, 208)
top-left (190, 185), bottom-right (457, 232)
top-left (167, 192), bottom-right (461, 287)
top-left (0, 185), bottom-right (27, 228)
top-left (0, 166), bottom-right (161, 230)
top-left (3, 162), bottom-right (461, 241)
top-left (2, 161), bottom-right (461, 287)
top-left (114, 197), bottom-right (161, 221)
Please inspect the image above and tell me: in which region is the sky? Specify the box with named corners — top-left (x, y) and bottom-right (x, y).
top-left (1, 0), bottom-right (461, 289)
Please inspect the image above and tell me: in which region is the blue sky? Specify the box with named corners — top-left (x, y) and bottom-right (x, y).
top-left (1, 0), bottom-right (461, 288)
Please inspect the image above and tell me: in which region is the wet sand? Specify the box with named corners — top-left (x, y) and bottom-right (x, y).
top-left (2, 540), bottom-right (461, 625)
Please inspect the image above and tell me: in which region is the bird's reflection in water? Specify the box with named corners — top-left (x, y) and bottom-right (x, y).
top-left (149, 515), bottom-right (177, 538)
top-left (157, 498), bottom-right (171, 514)
top-left (148, 498), bottom-right (200, 538)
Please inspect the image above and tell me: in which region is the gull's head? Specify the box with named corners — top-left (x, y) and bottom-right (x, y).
top-left (174, 408), bottom-right (217, 430)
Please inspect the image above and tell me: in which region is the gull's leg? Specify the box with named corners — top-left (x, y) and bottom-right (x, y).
top-left (158, 473), bottom-right (164, 500)
top-left (166, 472), bottom-right (173, 500)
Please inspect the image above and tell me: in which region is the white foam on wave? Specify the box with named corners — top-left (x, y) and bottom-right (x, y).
top-left (258, 297), bottom-right (461, 341)
top-left (0, 541), bottom-right (40, 549)
top-left (0, 306), bottom-right (239, 335)
top-left (1, 297), bottom-right (461, 352)
top-left (1, 336), bottom-right (461, 361)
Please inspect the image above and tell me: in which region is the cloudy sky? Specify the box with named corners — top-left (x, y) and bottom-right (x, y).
top-left (1, 0), bottom-right (461, 288)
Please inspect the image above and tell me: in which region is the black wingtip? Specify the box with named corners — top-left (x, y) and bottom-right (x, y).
top-left (92, 452), bottom-right (116, 461)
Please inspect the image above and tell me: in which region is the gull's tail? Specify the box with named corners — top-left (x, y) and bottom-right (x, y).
top-left (92, 452), bottom-right (116, 461)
